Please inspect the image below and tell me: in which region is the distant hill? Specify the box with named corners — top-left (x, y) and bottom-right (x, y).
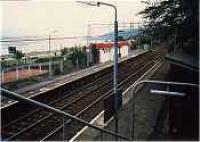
top-left (88, 28), bottom-right (142, 42)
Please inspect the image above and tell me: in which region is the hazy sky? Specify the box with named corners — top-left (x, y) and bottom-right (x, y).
top-left (1, 0), bottom-right (144, 39)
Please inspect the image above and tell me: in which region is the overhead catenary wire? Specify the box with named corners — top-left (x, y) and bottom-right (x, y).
top-left (1, 23), bottom-right (145, 43)
top-left (0, 31), bottom-right (139, 43)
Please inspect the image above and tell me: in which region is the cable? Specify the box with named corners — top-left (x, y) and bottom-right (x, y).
top-left (0, 30), bottom-right (139, 43)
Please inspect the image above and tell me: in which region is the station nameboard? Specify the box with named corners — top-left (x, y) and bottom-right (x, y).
top-left (8, 46), bottom-right (16, 54)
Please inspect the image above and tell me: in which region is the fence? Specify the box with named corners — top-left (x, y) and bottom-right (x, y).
top-left (1, 61), bottom-right (63, 84)
top-left (131, 80), bottom-right (199, 140)
top-left (1, 88), bottom-right (130, 141)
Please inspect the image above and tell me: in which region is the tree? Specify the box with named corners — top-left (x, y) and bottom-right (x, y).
top-left (61, 47), bottom-right (69, 56)
top-left (90, 44), bottom-right (99, 64)
top-left (139, 0), bottom-right (199, 56)
top-left (118, 35), bottom-right (125, 41)
top-left (68, 45), bottom-right (87, 68)
top-left (13, 50), bottom-right (24, 65)
top-left (15, 50), bottom-right (24, 60)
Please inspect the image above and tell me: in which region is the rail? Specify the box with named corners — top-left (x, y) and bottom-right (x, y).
top-left (1, 88), bottom-right (130, 141)
top-left (131, 80), bottom-right (199, 140)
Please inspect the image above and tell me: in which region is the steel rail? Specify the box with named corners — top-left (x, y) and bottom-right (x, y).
top-left (2, 49), bottom-right (143, 129)
top-left (2, 52), bottom-right (147, 140)
top-left (1, 88), bottom-right (130, 141)
top-left (45, 51), bottom-right (164, 141)
top-left (8, 56), bottom-right (145, 140)
top-left (2, 68), bottom-right (111, 129)
top-left (1, 49), bottom-right (162, 140)
top-left (1, 50), bottom-right (149, 109)
top-left (5, 76), bottom-right (113, 140)
top-left (40, 89), bottom-right (114, 141)
top-left (40, 55), bottom-right (162, 141)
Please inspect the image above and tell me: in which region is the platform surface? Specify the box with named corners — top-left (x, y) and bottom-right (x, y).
top-left (1, 49), bottom-right (146, 108)
top-left (95, 61), bottom-right (169, 141)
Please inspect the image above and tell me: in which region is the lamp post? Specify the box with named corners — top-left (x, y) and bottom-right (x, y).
top-left (86, 24), bottom-right (90, 67)
top-left (48, 30), bottom-right (57, 79)
top-left (77, 1), bottom-right (119, 140)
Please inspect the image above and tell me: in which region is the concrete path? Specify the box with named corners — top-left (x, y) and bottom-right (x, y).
top-left (11, 49), bottom-right (145, 95)
top-left (98, 61), bottom-right (169, 141)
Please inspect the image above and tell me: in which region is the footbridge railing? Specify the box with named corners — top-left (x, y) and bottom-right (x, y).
top-left (1, 88), bottom-right (130, 141)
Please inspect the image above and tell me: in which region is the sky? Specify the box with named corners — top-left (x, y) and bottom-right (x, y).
top-left (1, 0), bottom-right (145, 39)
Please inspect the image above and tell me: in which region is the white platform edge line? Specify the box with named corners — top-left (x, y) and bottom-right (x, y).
top-left (69, 59), bottom-right (163, 141)
top-left (1, 50), bottom-right (147, 109)
top-left (69, 110), bottom-right (105, 142)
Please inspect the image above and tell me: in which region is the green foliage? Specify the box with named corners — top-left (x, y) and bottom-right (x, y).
top-left (118, 35), bottom-right (125, 41)
top-left (34, 56), bottom-right (62, 63)
top-left (61, 47), bottom-right (69, 56)
top-left (90, 44), bottom-right (99, 64)
top-left (14, 50), bottom-right (24, 60)
top-left (140, 35), bottom-right (151, 44)
top-left (68, 45), bottom-right (87, 68)
top-left (52, 65), bottom-right (61, 76)
top-left (139, 0), bottom-right (198, 55)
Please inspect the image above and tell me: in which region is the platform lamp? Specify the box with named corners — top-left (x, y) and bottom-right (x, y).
top-left (76, 1), bottom-right (119, 140)
top-left (48, 30), bottom-right (57, 79)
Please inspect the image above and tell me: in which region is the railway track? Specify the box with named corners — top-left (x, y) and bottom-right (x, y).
top-left (1, 49), bottom-right (165, 141)
top-left (1, 51), bottom-right (145, 125)
top-left (46, 59), bottom-right (159, 141)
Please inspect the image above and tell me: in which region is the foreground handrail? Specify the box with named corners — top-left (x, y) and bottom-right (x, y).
top-left (131, 80), bottom-right (199, 140)
top-left (1, 88), bottom-right (130, 141)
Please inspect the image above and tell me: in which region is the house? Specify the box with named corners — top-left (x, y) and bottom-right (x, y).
top-left (89, 41), bottom-right (129, 63)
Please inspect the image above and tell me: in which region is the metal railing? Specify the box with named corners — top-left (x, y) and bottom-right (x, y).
top-left (131, 80), bottom-right (199, 140)
top-left (2, 79), bottom-right (198, 141)
top-left (1, 88), bottom-right (130, 141)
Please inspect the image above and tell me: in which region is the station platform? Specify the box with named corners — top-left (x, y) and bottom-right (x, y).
top-left (70, 59), bottom-right (170, 141)
top-left (71, 49), bottom-right (199, 141)
top-left (1, 49), bottom-right (146, 108)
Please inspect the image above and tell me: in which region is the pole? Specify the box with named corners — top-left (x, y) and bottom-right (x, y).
top-left (48, 34), bottom-right (52, 79)
top-left (16, 60), bottom-right (19, 81)
top-left (76, 2), bottom-right (119, 140)
top-left (39, 64), bottom-right (42, 73)
top-left (97, 2), bottom-right (119, 139)
top-left (151, 28), bottom-right (153, 49)
top-left (174, 26), bottom-right (177, 53)
top-left (60, 60), bottom-right (63, 73)
top-left (97, 3), bottom-right (119, 140)
top-left (1, 69), bottom-right (4, 83)
top-left (87, 24), bottom-right (90, 67)
top-left (97, 2), bottom-right (118, 141)
top-left (114, 19), bottom-right (119, 141)
top-left (28, 65), bottom-right (31, 75)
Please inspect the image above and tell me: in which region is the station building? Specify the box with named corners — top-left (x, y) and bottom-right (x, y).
top-left (89, 41), bottom-right (130, 63)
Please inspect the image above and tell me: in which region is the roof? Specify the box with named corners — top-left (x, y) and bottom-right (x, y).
top-left (90, 41), bottom-right (128, 49)
top-left (165, 52), bottom-right (199, 72)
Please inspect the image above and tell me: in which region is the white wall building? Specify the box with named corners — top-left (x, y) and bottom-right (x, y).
top-left (90, 41), bottom-right (129, 63)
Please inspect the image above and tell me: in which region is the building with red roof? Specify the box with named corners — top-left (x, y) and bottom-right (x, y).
top-left (89, 41), bottom-right (129, 63)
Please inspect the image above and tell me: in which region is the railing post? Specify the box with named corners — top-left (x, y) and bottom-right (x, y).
top-left (1, 69), bottom-right (4, 83)
top-left (132, 89), bottom-right (136, 140)
top-left (100, 130), bottom-right (103, 141)
top-left (16, 67), bottom-right (19, 80)
top-left (28, 65), bottom-right (31, 75)
top-left (60, 60), bottom-right (63, 73)
top-left (131, 80), bottom-right (199, 141)
top-left (39, 64), bottom-right (42, 73)
top-left (62, 117), bottom-right (65, 141)
top-left (1, 88), bottom-right (130, 141)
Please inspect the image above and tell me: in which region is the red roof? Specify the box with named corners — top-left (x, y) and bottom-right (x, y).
top-left (90, 41), bottom-right (128, 49)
